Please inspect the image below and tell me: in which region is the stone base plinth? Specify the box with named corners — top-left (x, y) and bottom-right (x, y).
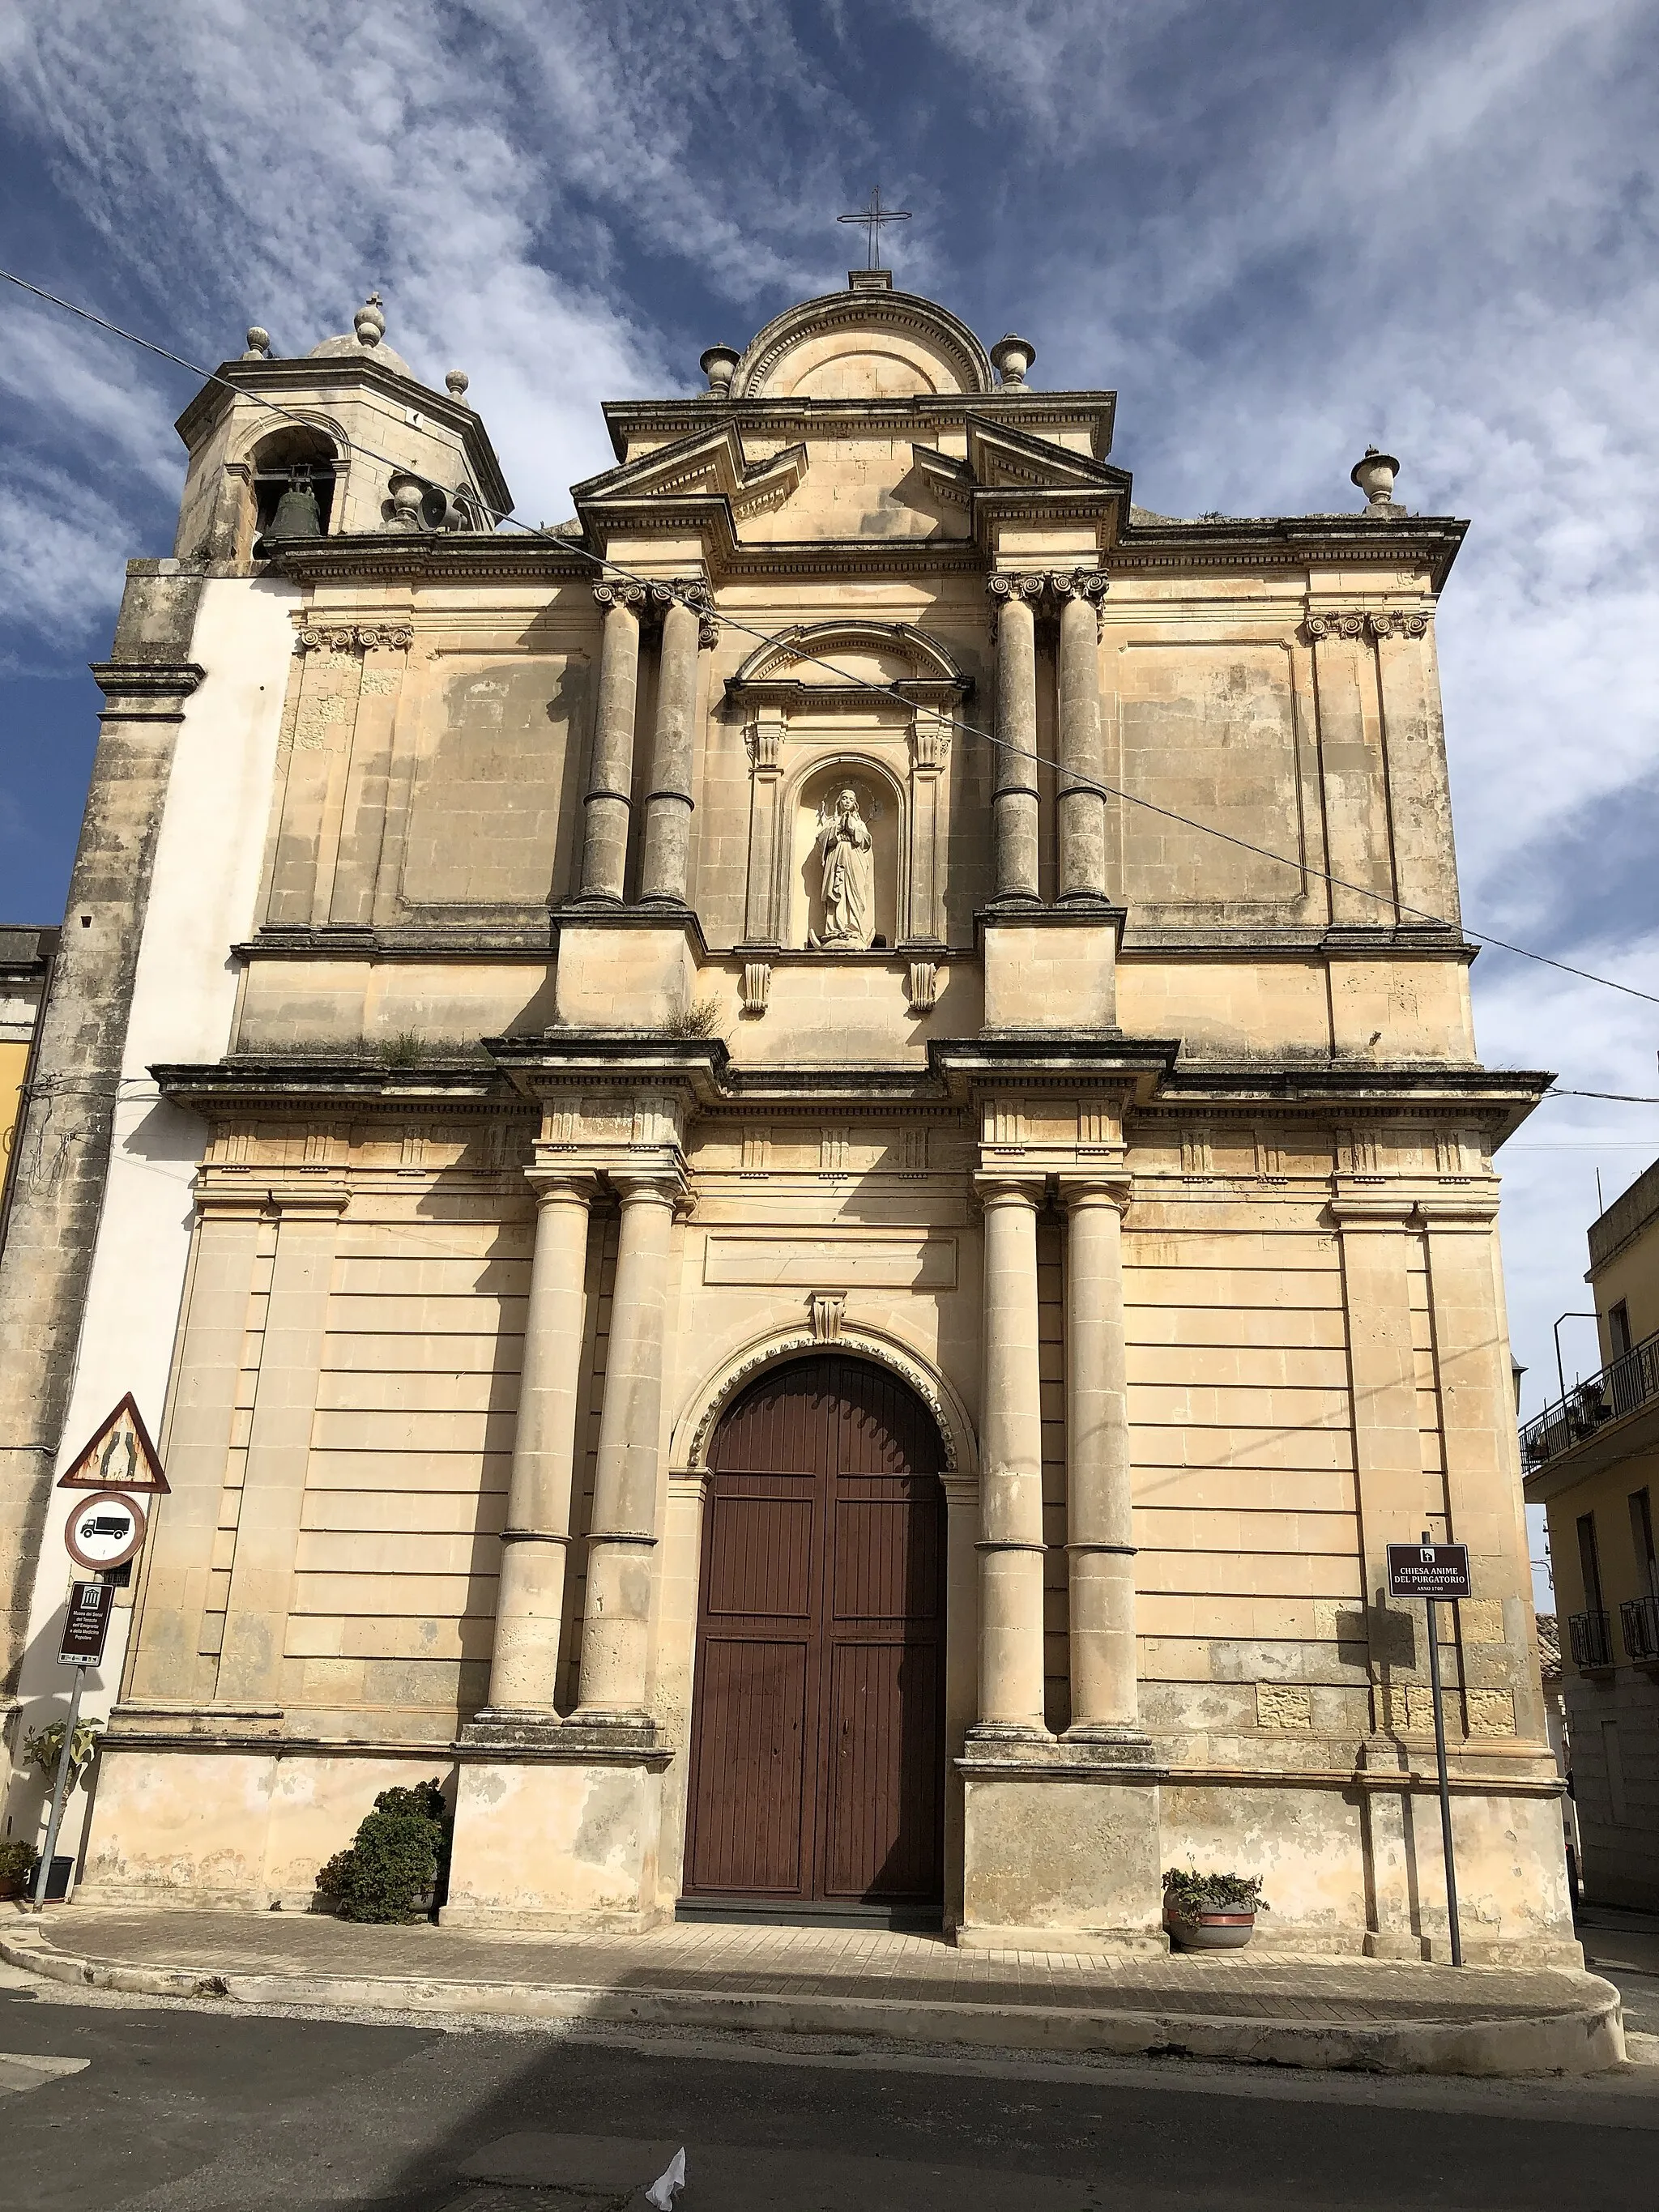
top-left (77, 1737), bottom-right (455, 1911)
top-left (551, 912), bottom-right (700, 1029)
top-left (957, 1738), bottom-right (1165, 1953)
top-left (979, 907), bottom-right (1124, 1032)
top-left (442, 1754), bottom-right (668, 1931)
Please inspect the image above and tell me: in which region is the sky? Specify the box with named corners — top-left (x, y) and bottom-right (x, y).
top-left (1, 0), bottom-right (1656, 1600)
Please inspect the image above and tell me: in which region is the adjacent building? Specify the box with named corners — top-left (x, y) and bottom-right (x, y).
top-left (0, 272), bottom-right (1571, 1959)
top-left (1524, 1158), bottom-right (1659, 1907)
top-left (0, 925), bottom-right (55, 1251)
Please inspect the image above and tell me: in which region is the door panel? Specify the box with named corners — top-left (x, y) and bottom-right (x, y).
top-left (821, 1638), bottom-right (942, 1899)
top-left (686, 1638), bottom-right (809, 1893)
top-left (683, 1356), bottom-right (946, 1910)
top-left (706, 1490), bottom-right (815, 1617)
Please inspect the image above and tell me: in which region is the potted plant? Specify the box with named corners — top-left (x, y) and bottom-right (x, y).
top-left (0, 1840), bottom-right (39, 1901)
top-left (23, 1716), bottom-right (103, 1790)
top-left (1163, 1867), bottom-right (1269, 1951)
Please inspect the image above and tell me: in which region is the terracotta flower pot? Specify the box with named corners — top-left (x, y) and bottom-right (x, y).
top-left (1166, 1910), bottom-right (1256, 1952)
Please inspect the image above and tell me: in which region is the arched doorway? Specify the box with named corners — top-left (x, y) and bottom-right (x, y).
top-left (681, 1353), bottom-right (947, 1924)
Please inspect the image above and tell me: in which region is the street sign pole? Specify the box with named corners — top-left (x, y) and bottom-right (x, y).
top-left (1387, 1532), bottom-right (1472, 1970)
top-left (1422, 1571), bottom-right (1463, 1969)
top-left (32, 1661), bottom-right (87, 1912)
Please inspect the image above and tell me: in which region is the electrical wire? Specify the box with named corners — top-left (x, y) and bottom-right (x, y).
top-left (6, 262), bottom-right (1659, 1014)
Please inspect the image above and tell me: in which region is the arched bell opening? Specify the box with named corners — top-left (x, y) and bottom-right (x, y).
top-left (249, 425), bottom-right (339, 552)
top-left (679, 1352), bottom-right (948, 1929)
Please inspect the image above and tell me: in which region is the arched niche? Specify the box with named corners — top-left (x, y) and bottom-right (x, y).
top-left (787, 757), bottom-right (906, 952)
top-left (730, 621), bottom-right (967, 952)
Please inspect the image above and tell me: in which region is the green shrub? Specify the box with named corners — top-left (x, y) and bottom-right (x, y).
top-left (0, 1839), bottom-right (39, 1889)
top-left (315, 1780), bottom-right (450, 1923)
top-left (662, 998), bottom-right (722, 1038)
top-left (1162, 1866), bottom-right (1269, 1917)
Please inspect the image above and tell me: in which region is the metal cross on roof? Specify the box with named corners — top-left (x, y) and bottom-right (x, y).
top-left (837, 185), bottom-right (911, 271)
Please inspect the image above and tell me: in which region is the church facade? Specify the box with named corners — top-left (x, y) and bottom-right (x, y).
top-left (0, 273), bottom-right (1573, 1960)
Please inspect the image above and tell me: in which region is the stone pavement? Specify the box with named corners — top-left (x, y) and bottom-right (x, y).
top-left (0, 1907), bottom-right (1627, 2078)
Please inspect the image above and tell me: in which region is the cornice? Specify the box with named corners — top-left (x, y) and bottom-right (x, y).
top-left (236, 924), bottom-right (556, 962)
top-left (153, 1059), bottom-right (510, 1110)
top-left (91, 659), bottom-right (207, 702)
top-left (602, 391), bottom-right (1120, 462)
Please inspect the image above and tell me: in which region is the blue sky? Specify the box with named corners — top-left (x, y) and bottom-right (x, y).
top-left (1, 1), bottom-right (1657, 1581)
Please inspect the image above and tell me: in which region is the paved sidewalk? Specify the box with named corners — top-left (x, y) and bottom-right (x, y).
top-left (0, 1907), bottom-right (1627, 2078)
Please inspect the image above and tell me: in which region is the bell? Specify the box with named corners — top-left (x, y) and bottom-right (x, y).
top-left (265, 471), bottom-right (323, 543)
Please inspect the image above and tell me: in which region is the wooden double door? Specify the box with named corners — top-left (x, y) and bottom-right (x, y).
top-left (683, 1355), bottom-right (947, 1917)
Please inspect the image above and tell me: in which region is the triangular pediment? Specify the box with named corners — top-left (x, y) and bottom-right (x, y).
top-left (572, 423), bottom-right (808, 525)
top-left (962, 418), bottom-right (1123, 493)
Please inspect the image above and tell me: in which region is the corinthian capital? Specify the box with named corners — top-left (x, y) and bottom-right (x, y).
top-left (1367, 609), bottom-right (1429, 641)
top-left (1303, 611), bottom-right (1367, 641)
top-left (593, 579), bottom-right (646, 612)
top-left (1048, 568), bottom-right (1110, 605)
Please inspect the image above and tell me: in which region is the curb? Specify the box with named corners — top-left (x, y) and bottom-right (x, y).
top-left (0, 1928), bottom-right (1626, 2077)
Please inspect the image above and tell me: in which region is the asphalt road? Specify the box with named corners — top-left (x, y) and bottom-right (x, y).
top-left (1, 1956), bottom-right (1656, 2212)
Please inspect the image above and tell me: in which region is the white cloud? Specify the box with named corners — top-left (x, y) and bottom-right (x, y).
top-left (0, 458), bottom-right (133, 643)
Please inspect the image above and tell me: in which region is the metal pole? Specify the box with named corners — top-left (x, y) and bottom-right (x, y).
top-left (1422, 1549), bottom-right (1462, 1967)
top-left (31, 1664), bottom-right (86, 1912)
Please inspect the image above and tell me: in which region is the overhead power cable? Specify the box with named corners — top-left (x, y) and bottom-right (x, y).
top-left (6, 263), bottom-right (1658, 1014)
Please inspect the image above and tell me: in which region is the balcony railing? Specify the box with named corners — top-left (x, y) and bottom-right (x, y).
top-left (1569, 1610), bottom-right (1614, 1669)
top-left (1621, 1596), bottom-right (1659, 1663)
top-left (1520, 1329), bottom-right (1659, 1474)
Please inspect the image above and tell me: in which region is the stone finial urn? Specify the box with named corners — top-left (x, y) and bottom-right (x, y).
top-left (991, 333), bottom-right (1035, 388)
top-left (1351, 445), bottom-right (1401, 508)
top-left (700, 343), bottom-right (740, 398)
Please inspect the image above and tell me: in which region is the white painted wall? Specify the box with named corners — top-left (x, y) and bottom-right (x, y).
top-left (2, 574), bottom-right (296, 1875)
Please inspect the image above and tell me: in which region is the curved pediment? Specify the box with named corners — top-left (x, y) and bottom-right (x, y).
top-left (731, 289), bottom-right (993, 401)
top-left (727, 620), bottom-right (968, 704)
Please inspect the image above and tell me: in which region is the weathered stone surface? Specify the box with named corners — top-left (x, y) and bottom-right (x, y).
top-left (1, 271), bottom-right (1563, 1967)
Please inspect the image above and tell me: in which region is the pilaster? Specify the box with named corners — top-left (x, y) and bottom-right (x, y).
top-left (214, 1181), bottom-right (348, 1707)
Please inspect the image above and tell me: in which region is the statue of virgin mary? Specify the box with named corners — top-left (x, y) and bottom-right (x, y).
top-left (810, 786), bottom-right (876, 948)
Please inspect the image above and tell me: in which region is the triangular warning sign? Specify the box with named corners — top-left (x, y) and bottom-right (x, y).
top-left (57, 1393), bottom-right (170, 1494)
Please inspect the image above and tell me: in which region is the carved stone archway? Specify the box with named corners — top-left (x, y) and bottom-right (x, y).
top-left (727, 622), bottom-right (969, 949)
top-left (672, 1319), bottom-right (977, 1490)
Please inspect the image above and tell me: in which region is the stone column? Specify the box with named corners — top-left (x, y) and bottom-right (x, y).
top-left (906, 705), bottom-right (952, 944)
top-left (1333, 1194), bottom-right (1425, 1641)
top-left (1333, 1190), bottom-right (1427, 1955)
top-left (974, 1174), bottom-right (1049, 1735)
top-left (741, 705), bottom-right (787, 944)
top-left (987, 575), bottom-right (1042, 903)
top-left (578, 582), bottom-right (644, 901)
top-left (1371, 612), bottom-right (1461, 930)
top-left (483, 1172), bottom-right (596, 1717)
top-left (1056, 572), bottom-right (1109, 901)
top-left (215, 1184), bottom-right (347, 1706)
top-left (1420, 1195), bottom-right (1547, 1746)
top-left (571, 1170), bottom-right (680, 1727)
top-left (126, 1200), bottom-right (263, 1703)
top-left (1306, 612), bottom-right (1395, 926)
top-left (639, 586), bottom-right (713, 906)
top-left (1060, 1174), bottom-right (1140, 1734)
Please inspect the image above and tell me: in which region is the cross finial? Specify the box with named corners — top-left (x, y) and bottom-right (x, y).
top-left (837, 185), bottom-right (911, 271)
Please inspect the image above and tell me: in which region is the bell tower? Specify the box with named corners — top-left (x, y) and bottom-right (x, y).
top-left (169, 295), bottom-right (511, 567)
